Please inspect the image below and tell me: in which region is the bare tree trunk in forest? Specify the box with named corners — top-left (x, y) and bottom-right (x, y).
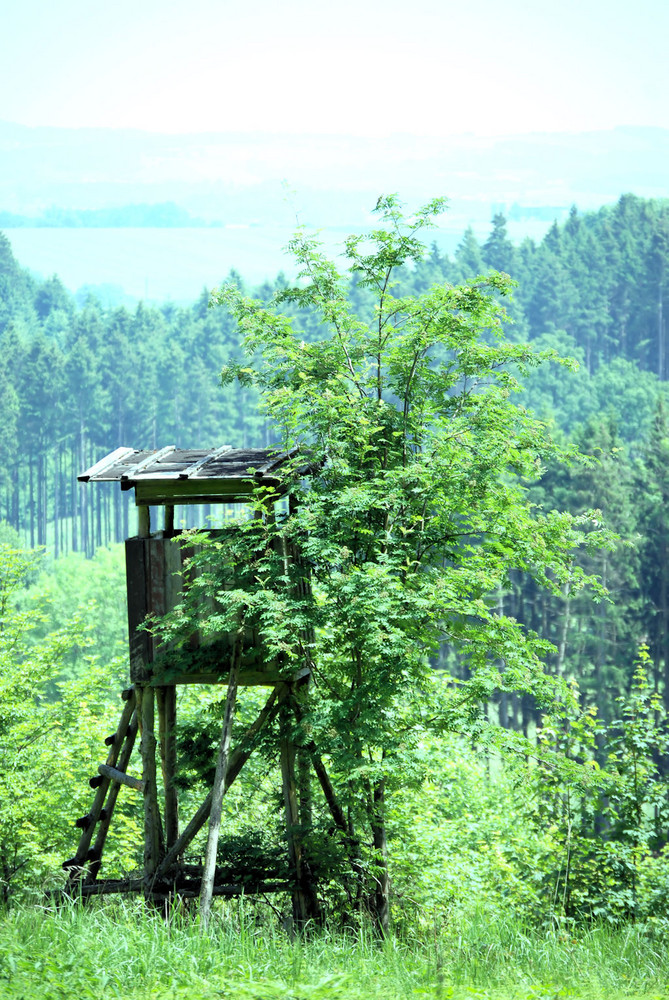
top-left (660, 535), bottom-right (669, 713)
top-left (114, 483), bottom-right (121, 542)
top-left (659, 279), bottom-right (664, 380)
top-left (80, 426), bottom-right (89, 557)
top-left (96, 479), bottom-right (102, 550)
top-left (496, 589), bottom-right (508, 728)
top-left (37, 453), bottom-right (42, 547)
top-left (89, 443), bottom-right (95, 557)
top-left (43, 451), bottom-right (48, 547)
top-left (521, 694), bottom-right (532, 741)
top-left (54, 449), bottom-right (59, 559)
top-left (72, 446), bottom-right (79, 553)
top-left (39, 451), bottom-right (47, 547)
top-left (556, 576), bottom-right (571, 677)
top-left (29, 460), bottom-right (34, 550)
top-left (595, 555), bottom-right (608, 717)
top-left (105, 486), bottom-right (111, 546)
top-left (12, 464), bottom-right (19, 534)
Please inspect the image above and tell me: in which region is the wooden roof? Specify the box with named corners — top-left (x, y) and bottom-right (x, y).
top-left (79, 445), bottom-right (298, 504)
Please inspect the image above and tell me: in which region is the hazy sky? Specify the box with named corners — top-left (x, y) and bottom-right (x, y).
top-left (2, 0), bottom-right (668, 137)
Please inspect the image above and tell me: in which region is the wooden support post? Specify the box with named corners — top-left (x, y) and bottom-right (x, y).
top-left (137, 505), bottom-right (150, 538)
top-left (199, 635), bottom-right (241, 927)
top-left (156, 687), bottom-right (279, 880)
top-left (164, 505), bottom-right (174, 537)
top-left (138, 686), bottom-right (163, 898)
top-left (279, 688), bottom-right (310, 929)
top-left (157, 686), bottom-right (179, 852)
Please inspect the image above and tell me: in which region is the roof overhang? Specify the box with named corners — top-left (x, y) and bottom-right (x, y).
top-left (79, 445), bottom-right (299, 505)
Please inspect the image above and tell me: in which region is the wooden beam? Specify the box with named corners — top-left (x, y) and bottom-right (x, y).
top-left (134, 479), bottom-right (284, 506)
top-left (157, 686), bottom-right (179, 852)
top-left (155, 687), bottom-right (279, 878)
top-left (77, 878), bottom-right (290, 898)
top-left (199, 635), bottom-right (241, 926)
top-left (98, 763), bottom-right (144, 791)
top-left (137, 506), bottom-right (151, 538)
top-left (138, 687), bottom-right (163, 895)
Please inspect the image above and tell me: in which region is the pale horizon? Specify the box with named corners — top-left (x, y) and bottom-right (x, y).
top-left (3, 0), bottom-right (668, 138)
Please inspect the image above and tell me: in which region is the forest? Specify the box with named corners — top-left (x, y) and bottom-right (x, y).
top-left (3, 193), bottom-right (669, 1000)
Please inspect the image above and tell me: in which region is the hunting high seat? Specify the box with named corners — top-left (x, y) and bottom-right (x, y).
top-left (63, 445), bottom-right (317, 922)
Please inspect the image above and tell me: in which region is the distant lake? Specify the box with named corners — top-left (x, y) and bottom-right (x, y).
top-left (5, 218), bottom-right (558, 305)
top-left (5, 226), bottom-right (306, 303)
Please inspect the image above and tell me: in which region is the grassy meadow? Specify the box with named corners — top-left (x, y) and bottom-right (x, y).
top-left (0, 901), bottom-right (668, 1000)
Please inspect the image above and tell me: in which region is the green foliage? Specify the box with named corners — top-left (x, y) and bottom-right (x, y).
top-left (531, 647), bottom-right (669, 925)
top-left (148, 196), bottom-right (606, 926)
top-left (387, 733), bottom-right (554, 929)
top-left (21, 544), bottom-right (128, 685)
top-left (0, 543), bottom-right (140, 900)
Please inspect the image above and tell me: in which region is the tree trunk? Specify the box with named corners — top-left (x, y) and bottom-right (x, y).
top-left (29, 459), bottom-right (34, 550)
top-left (199, 643), bottom-right (240, 927)
top-left (370, 778), bottom-right (390, 935)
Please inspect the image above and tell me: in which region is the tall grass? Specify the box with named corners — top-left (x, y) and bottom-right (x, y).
top-left (0, 900), bottom-right (667, 999)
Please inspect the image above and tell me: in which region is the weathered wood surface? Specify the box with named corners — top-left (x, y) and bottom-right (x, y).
top-left (126, 536), bottom-right (183, 683)
top-left (77, 878), bottom-right (289, 898)
top-left (97, 763), bottom-right (143, 791)
top-left (125, 534), bottom-right (293, 686)
top-left (134, 478), bottom-right (284, 506)
top-left (139, 687), bottom-right (163, 895)
top-left (89, 714), bottom-right (139, 881)
top-left (137, 505), bottom-right (150, 538)
top-left (81, 446), bottom-right (297, 509)
top-left (157, 686), bottom-right (179, 851)
top-left (199, 630), bottom-right (242, 925)
top-left (64, 692), bottom-right (136, 883)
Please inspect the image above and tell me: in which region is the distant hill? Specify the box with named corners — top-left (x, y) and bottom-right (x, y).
top-left (3, 121), bottom-right (669, 303)
top-left (1, 121), bottom-right (668, 233)
top-left (0, 202), bottom-right (216, 228)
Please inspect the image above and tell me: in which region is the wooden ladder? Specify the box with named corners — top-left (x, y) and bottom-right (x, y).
top-left (62, 688), bottom-right (139, 892)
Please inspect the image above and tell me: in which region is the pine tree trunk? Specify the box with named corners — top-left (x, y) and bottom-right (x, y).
top-left (29, 460), bottom-right (35, 550)
top-left (72, 444), bottom-right (78, 553)
top-left (54, 448), bottom-right (60, 559)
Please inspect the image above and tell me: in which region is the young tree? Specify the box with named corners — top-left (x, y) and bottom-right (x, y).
top-left (168, 197), bottom-right (602, 930)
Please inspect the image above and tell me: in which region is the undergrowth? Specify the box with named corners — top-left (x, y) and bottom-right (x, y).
top-left (0, 900), bottom-right (668, 999)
